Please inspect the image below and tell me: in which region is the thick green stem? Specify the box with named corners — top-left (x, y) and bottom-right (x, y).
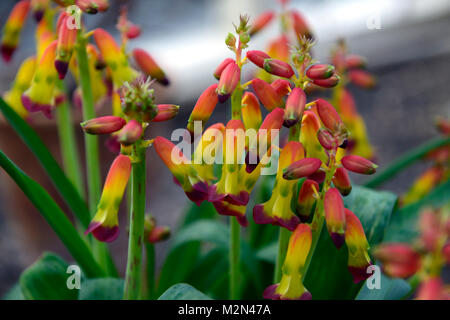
top-left (364, 136), bottom-right (450, 188)
top-left (274, 227), bottom-right (290, 282)
top-left (144, 243), bottom-right (155, 300)
top-left (231, 86), bottom-right (243, 121)
top-left (124, 147), bottom-right (146, 300)
top-left (229, 217), bottom-right (240, 299)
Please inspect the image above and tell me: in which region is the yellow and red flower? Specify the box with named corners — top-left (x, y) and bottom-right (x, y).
top-left (1, 0), bottom-right (30, 62)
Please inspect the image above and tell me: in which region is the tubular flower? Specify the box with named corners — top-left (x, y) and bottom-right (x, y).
top-left (187, 84), bottom-right (219, 138)
top-left (21, 41), bottom-right (58, 118)
top-left (263, 224), bottom-right (312, 300)
top-left (246, 50), bottom-right (271, 68)
top-left (3, 56), bottom-right (36, 118)
top-left (213, 58), bottom-right (234, 80)
top-left (271, 79), bottom-right (291, 97)
top-left (316, 99), bottom-right (346, 134)
top-left (36, 16), bottom-right (56, 61)
top-left (324, 188), bottom-right (346, 248)
top-left (150, 104), bottom-right (180, 122)
top-left (373, 244), bottom-right (421, 279)
top-left (241, 92), bottom-right (262, 131)
top-left (284, 88), bottom-right (306, 128)
top-left (263, 59), bottom-right (294, 78)
top-left (300, 111), bottom-right (328, 163)
top-left (341, 155), bottom-right (377, 175)
top-left (55, 12), bottom-right (77, 79)
top-left (282, 158), bottom-right (322, 180)
top-left (1, 0), bottom-right (30, 62)
top-left (253, 141), bottom-right (305, 231)
top-left (296, 179), bottom-right (319, 222)
top-left (133, 48), bottom-right (169, 86)
top-left (81, 116), bottom-right (126, 134)
top-left (312, 74), bottom-right (340, 88)
top-left (344, 208), bottom-right (372, 283)
top-left (116, 119), bottom-right (143, 146)
top-left (249, 11), bottom-right (275, 36)
top-left (85, 154), bottom-right (131, 242)
top-left (93, 28), bottom-right (137, 86)
top-left (306, 64), bottom-right (335, 80)
top-left (251, 78), bottom-right (284, 111)
top-left (153, 136), bottom-right (208, 206)
top-left (332, 167), bottom-right (352, 196)
top-left (217, 61), bottom-right (240, 103)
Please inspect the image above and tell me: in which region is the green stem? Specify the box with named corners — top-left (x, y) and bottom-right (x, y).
top-left (124, 146), bottom-right (146, 300)
top-left (229, 217), bottom-right (240, 299)
top-left (364, 136), bottom-right (450, 189)
top-left (145, 243), bottom-right (155, 300)
top-left (231, 86), bottom-right (243, 121)
top-left (274, 228), bottom-right (290, 282)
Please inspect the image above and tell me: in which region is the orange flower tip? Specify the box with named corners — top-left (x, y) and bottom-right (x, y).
top-left (148, 226), bottom-right (171, 243)
top-left (185, 181), bottom-right (209, 206)
top-left (117, 119), bottom-right (143, 146)
top-left (85, 221), bottom-right (119, 243)
top-left (213, 58), bottom-right (234, 80)
top-left (246, 50), bottom-right (271, 68)
top-left (21, 94), bottom-right (53, 119)
top-left (306, 64), bottom-right (335, 80)
top-left (341, 155), bottom-right (378, 175)
top-left (263, 284), bottom-right (312, 300)
top-left (349, 70), bottom-right (376, 89)
top-left (332, 167), bottom-right (352, 196)
top-left (81, 116), bottom-right (126, 135)
top-left (253, 204), bottom-right (300, 231)
top-left (348, 263), bottom-right (372, 284)
top-left (312, 73), bottom-right (340, 88)
top-left (212, 201), bottom-right (248, 227)
top-left (0, 44), bottom-right (15, 63)
top-left (283, 158), bottom-right (322, 180)
top-left (263, 58), bottom-right (294, 78)
top-left (151, 104), bottom-right (180, 122)
top-left (54, 59), bottom-right (69, 80)
top-left (249, 11), bottom-right (275, 36)
top-left (346, 55), bottom-right (367, 69)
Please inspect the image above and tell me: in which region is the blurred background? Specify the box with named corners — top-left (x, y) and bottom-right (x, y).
top-left (0, 0), bottom-right (450, 296)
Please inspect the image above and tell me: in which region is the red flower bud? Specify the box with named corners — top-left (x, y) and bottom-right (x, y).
top-left (1, 0), bottom-right (30, 62)
top-left (324, 188), bottom-right (346, 248)
top-left (332, 167), bottom-right (352, 196)
top-left (133, 48), bottom-right (169, 86)
top-left (55, 13), bottom-right (77, 79)
top-left (341, 155), bottom-right (377, 175)
top-left (187, 84), bottom-right (219, 137)
top-left (148, 226), bottom-right (171, 243)
top-left (249, 11), bottom-right (275, 36)
top-left (316, 99), bottom-right (345, 133)
top-left (283, 158), bottom-right (322, 180)
top-left (251, 78), bottom-right (284, 111)
top-left (312, 73), bottom-right (340, 88)
top-left (81, 116), bottom-right (126, 135)
top-left (117, 120), bottom-right (143, 146)
top-left (416, 277), bottom-right (446, 300)
top-left (373, 244), bottom-right (421, 278)
top-left (263, 59), bottom-right (295, 78)
top-left (317, 128), bottom-right (337, 150)
top-left (296, 179), bottom-right (318, 222)
top-left (241, 92), bottom-right (262, 130)
top-left (306, 64), bottom-right (335, 80)
top-left (217, 62), bottom-right (240, 103)
top-left (346, 54), bottom-right (367, 69)
top-left (246, 50), bottom-right (270, 68)
top-left (284, 88), bottom-right (306, 128)
top-left (213, 58), bottom-right (234, 80)
top-left (271, 79), bottom-right (291, 97)
top-left (291, 10), bottom-right (313, 40)
top-left (150, 104), bottom-right (180, 123)
top-left (348, 70), bottom-right (376, 88)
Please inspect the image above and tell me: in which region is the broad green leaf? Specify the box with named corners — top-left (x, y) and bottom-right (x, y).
top-left (20, 253), bottom-right (78, 300)
top-left (0, 151), bottom-right (104, 278)
top-left (2, 283), bottom-right (25, 300)
top-left (384, 179), bottom-right (450, 243)
top-left (356, 267), bottom-right (411, 300)
top-left (158, 283), bottom-right (212, 300)
top-left (304, 186), bottom-right (397, 300)
top-left (0, 98), bottom-right (90, 228)
top-left (79, 278), bottom-right (124, 300)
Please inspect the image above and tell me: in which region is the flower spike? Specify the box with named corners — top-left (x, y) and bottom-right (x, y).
top-left (1, 0), bottom-right (30, 62)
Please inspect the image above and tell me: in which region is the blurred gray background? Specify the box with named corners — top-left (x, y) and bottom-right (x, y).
top-left (0, 0), bottom-right (449, 296)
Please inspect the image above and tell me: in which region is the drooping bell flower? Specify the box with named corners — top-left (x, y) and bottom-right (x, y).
top-left (186, 84), bottom-right (219, 139)
top-left (213, 58), bottom-right (234, 80)
top-left (263, 224), bottom-right (312, 300)
top-left (21, 41), bottom-right (58, 118)
top-left (217, 61), bottom-right (240, 103)
top-left (341, 155), bottom-right (377, 175)
top-left (246, 50), bottom-right (270, 68)
top-left (300, 111), bottom-right (328, 163)
top-left (116, 119), bottom-right (143, 146)
top-left (241, 92), bottom-right (262, 131)
top-left (76, 0), bottom-right (109, 14)
top-left (296, 179), bottom-right (318, 222)
top-left (93, 28), bottom-right (137, 86)
top-left (324, 188), bottom-right (346, 248)
top-left (344, 208), bottom-right (372, 283)
top-left (81, 116), bottom-right (126, 134)
top-left (284, 88), bottom-right (306, 128)
top-left (348, 69), bottom-right (376, 89)
top-left (55, 12), bottom-right (77, 79)
top-left (251, 78), bottom-right (284, 111)
top-left (150, 104), bottom-right (180, 122)
top-left (291, 10), bottom-right (313, 41)
top-left (373, 244), bottom-right (421, 279)
top-left (249, 11), bottom-right (275, 36)
top-left (332, 167), bottom-right (352, 196)
top-left (263, 59), bottom-right (294, 78)
top-left (3, 56), bottom-right (36, 119)
top-left (253, 141), bottom-right (305, 231)
top-left (1, 0), bottom-right (30, 62)
top-left (133, 48), bottom-right (169, 86)
top-left (85, 154), bottom-right (131, 242)
top-left (153, 136), bottom-right (208, 206)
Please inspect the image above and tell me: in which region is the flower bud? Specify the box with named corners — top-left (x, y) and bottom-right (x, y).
top-left (187, 84), bottom-right (219, 137)
top-left (150, 104), bottom-right (180, 123)
top-left (348, 70), bottom-right (376, 88)
top-left (225, 33), bottom-right (236, 50)
top-left (1, 0), bottom-right (30, 62)
top-left (117, 120), bottom-right (143, 146)
top-left (76, 0), bottom-right (109, 14)
top-left (249, 11), bottom-right (275, 36)
top-left (317, 128), bottom-right (337, 150)
top-left (133, 48), bottom-right (169, 86)
top-left (312, 73), bottom-right (340, 88)
top-left (239, 32), bottom-right (250, 45)
top-left (306, 64), bottom-right (335, 80)
top-left (251, 78), bottom-right (284, 111)
top-left (416, 277), bottom-right (445, 300)
top-left (284, 88), bottom-right (306, 128)
top-left (263, 58), bottom-right (295, 78)
top-left (291, 10), bottom-right (313, 41)
top-left (268, 35), bottom-right (290, 61)
top-left (81, 116), bottom-right (126, 135)
top-left (246, 50), bottom-right (270, 68)
top-left (341, 155), bottom-right (377, 175)
top-left (316, 98), bottom-right (345, 133)
top-left (271, 79), bottom-right (291, 97)
top-left (373, 244), bottom-right (421, 278)
top-left (324, 188), bottom-right (346, 248)
top-left (332, 167), bottom-right (352, 196)
top-left (283, 158), bottom-right (322, 180)
top-left (148, 226), bottom-right (171, 244)
top-left (213, 58), bottom-right (234, 80)
top-left (296, 179), bottom-right (318, 222)
top-left (241, 92), bottom-right (262, 130)
top-left (55, 12), bottom-right (77, 79)
top-left (217, 62), bottom-right (240, 103)
top-left (346, 54), bottom-right (367, 69)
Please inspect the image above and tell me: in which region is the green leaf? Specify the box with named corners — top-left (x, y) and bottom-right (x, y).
top-left (20, 253), bottom-right (78, 300)
top-left (356, 269), bottom-right (411, 300)
top-left (79, 278), bottom-right (124, 300)
top-left (255, 242), bottom-right (277, 263)
top-left (0, 98), bottom-right (91, 228)
top-left (384, 179), bottom-right (450, 243)
top-left (158, 283), bottom-right (212, 300)
top-left (2, 283), bottom-right (25, 300)
top-left (0, 151), bottom-right (104, 278)
top-left (304, 186), bottom-right (397, 300)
